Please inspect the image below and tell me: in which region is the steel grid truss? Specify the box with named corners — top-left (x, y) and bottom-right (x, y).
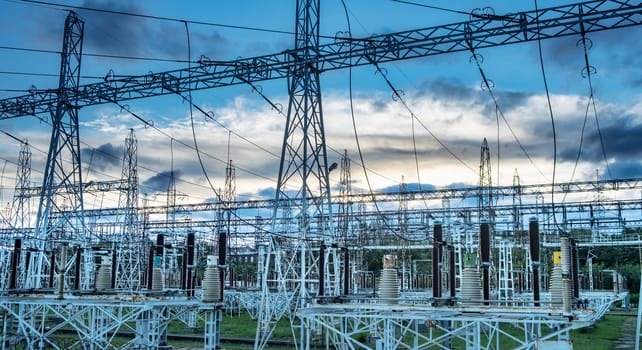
top-left (298, 302), bottom-right (608, 350)
top-left (0, 296), bottom-right (200, 350)
top-left (2, 1), bottom-right (642, 119)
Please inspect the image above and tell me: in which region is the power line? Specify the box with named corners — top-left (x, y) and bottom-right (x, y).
top-left (390, 0), bottom-right (470, 16)
top-left (367, 57), bottom-right (477, 174)
top-left (17, 0), bottom-right (294, 36)
top-left (0, 70), bottom-right (103, 80)
top-left (0, 44), bottom-right (194, 63)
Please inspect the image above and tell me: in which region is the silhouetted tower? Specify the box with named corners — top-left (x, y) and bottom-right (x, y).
top-left (167, 141), bottom-right (177, 237)
top-left (114, 129), bottom-right (141, 290)
top-left (478, 138), bottom-right (493, 223)
top-left (221, 159), bottom-right (235, 287)
top-left (9, 137), bottom-right (32, 236)
top-left (399, 176), bottom-right (409, 289)
top-left (337, 150), bottom-right (352, 246)
top-left (512, 168), bottom-right (523, 235)
top-left (28, 11), bottom-right (89, 290)
top-left (256, 0), bottom-right (336, 347)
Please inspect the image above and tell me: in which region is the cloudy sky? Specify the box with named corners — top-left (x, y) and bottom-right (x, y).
top-left (1, 0), bottom-right (642, 212)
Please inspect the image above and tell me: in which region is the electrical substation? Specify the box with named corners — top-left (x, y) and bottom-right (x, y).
top-left (2, 1), bottom-right (642, 349)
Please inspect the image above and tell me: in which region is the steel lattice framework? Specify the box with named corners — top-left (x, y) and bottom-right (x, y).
top-left (2, 1), bottom-right (642, 349)
top-left (27, 11), bottom-right (91, 290)
top-left (1, 1), bottom-right (641, 120)
top-left (114, 128), bottom-right (143, 290)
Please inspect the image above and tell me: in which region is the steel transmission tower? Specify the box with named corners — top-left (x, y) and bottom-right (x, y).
top-left (256, 0), bottom-right (337, 347)
top-left (338, 150), bottom-right (352, 246)
top-left (10, 138), bottom-right (32, 236)
top-left (479, 138), bottom-right (493, 223)
top-left (114, 128), bottom-right (142, 290)
top-left (512, 168), bottom-right (523, 234)
top-left (217, 159), bottom-right (235, 291)
top-left (28, 11), bottom-right (90, 290)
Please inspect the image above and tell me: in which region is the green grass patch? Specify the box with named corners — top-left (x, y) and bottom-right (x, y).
top-left (570, 314), bottom-right (628, 350)
top-left (221, 312), bottom-right (294, 339)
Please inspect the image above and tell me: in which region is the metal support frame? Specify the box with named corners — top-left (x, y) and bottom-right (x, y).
top-left (298, 299), bottom-right (616, 350)
top-left (256, 0), bottom-right (337, 348)
top-left (2, 2), bottom-right (642, 349)
top-left (27, 11), bottom-right (90, 290)
top-left (203, 306), bottom-right (223, 350)
top-left (3, 1), bottom-right (642, 119)
top-left (0, 296), bottom-right (199, 350)
top-left (114, 128), bottom-right (143, 290)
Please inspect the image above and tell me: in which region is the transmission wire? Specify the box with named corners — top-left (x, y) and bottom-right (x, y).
top-left (341, 0), bottom-right (424, 243)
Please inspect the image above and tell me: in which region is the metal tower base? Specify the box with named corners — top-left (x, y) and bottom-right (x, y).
top-left (298, 292), bottom-right (623, 350)
top-left (0, 294), bottom-right (200, 350)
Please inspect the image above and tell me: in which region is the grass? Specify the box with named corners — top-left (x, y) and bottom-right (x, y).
top-left (570, 314), bottom-right (627, 350)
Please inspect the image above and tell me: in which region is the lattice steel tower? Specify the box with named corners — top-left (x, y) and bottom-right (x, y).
top-left (10, 138), bottom-right (32, 236)
top-left (338, 150), bottom-right (352, 246)
top-left (256, 0), bottom-right (336, 347)
top-left (28, 11), bottom-right (90, 290)
top-left (114, 128), bottom-right (141, 290)
top-left (479, 138), bottom-right (493, 223)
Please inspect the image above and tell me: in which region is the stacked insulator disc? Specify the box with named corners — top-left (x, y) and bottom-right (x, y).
top-left (378, 267), bottom-right (400, 303)
top-left (202, 255), bottom-right (221, 302)
top-left (460, 267), bottom-right (482, 305)
top-left (151, 256), bottom-right (164, 291)
top-left (95, 263), bottom-right (111, 292)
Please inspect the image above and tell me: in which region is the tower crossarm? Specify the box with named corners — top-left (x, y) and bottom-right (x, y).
top-left (1, 0), bottom-right (641, 119)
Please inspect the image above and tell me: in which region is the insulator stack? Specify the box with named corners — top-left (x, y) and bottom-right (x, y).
top-left (529, 218), bottom-right (540, 306)
top-left (202, 255), bottom-right (221, 303)
top-left (460, 267), bottom-right (482, 305)
top-left (378, 255), bottom-right (399, 304)
top-left (549, 263), bottom-right (564, 307)
top-left (571, 238), bottom-right (580, 299)
top-left (9, 238), bottom-right (21, 290)
top-left (186, 232), bottom-right (195, 296)
top-left (151, 256), bottom-right (164, 291)
top-left (562, 278), bottom-right (572, 312)
top-left (218, 231), bottom-right (227, 301)
top-left (57, 246), bottom-right (66, 298)
top-left (343, 248), bottom-right (350, 295)
top-left (460, 253), bottom-right (481, 305)
top-left (560, 236), bottom-right (573, 310)
top-left (449, 246), bottom-right (456, 298)
top-left (110, 250), bottom-right (117, 289)
top-left (96, 256), bottom-right (112, 292)
top-left (432, 222), bottom-right (442, 299)
top-left (480, 221), bottom-right (491, 305)
top-left (560, 237), bottom-right (571, 276)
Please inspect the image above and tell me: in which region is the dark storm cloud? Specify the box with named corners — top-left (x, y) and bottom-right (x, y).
top-left (417, 78), bottom-right (532, 115)
top-left (418, 79), bottom-right (478, 102)
top-left (481, 90), bottom-right (531, 115)
top-left (142, 169), bottom-right (182, 193)
top-left (559, 116), bottom-right (642, 163)
top-left (81, 142), bottom-right (122, 171)
top-left (541, 27), bottom-right (642, 86)
top-left (38, 1), bottom-right (229, 61)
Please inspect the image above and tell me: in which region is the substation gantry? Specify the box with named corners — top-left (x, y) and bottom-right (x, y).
top-left (1, 1), bottom-right (642, 349)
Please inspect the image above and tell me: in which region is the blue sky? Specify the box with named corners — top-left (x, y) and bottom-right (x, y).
top-left (1, 0), bottom-right (642, 212)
